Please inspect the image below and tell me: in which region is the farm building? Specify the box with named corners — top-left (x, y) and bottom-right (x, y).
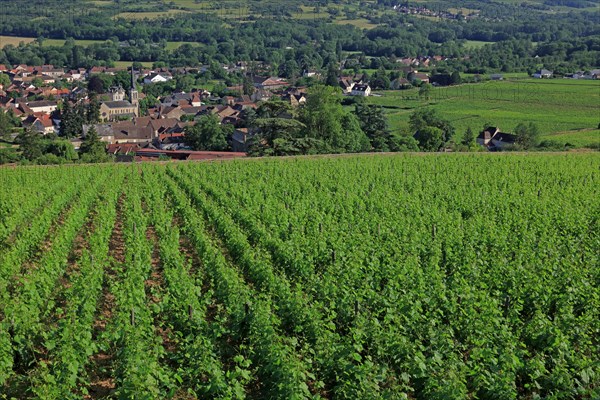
top-left (477, 127), bottom-right (517, 150)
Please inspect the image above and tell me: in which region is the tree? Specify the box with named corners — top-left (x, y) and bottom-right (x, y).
top-left (32, 77), bottom-right (43, 88)
top-left (354, 103), bottom-right (391, 151)
top-left (451, 71), bottom-right (462, 85)
top-left (462, 127), bottom-right (475, 147)
top-left (515, 122), bottom-right (540, 149)
top-left (138, 95), bottom-right (158, 117)
top-left (184, 114), bottom-right (230, 151)
top-left (59, 101), bottom-right (84, 139)
top-left (248, 101), bottom-right (305, 156)
top-left (87, 95), bottom-right (101, 124)
top-left (371, 67), bottom-right (390, 90)
top-left (243, 76), bottom-right (255, 96)
top-left (409, 109), bottom-right (455, 143)
top-left (0, 109), bottom-right (20, 140)
top-left (47, 139), bottom-right (78, 162)
top-left (388, 133), bottom-right (419, 152)
top-left (80, 126), bottom-right (109, 163)
top-left (16, 129), bottom-right (46, 161)
top-left (0, 73), bottom-right (10, 87)
top-left (301, 85), bottom-right (369, 153)
top-left (87, 75), bottom-right (105, 94)
top-left (414, 126), bottom-right (444, 152)
top-left (419, 83), bottom-right (432, 100)
top-left (325, 62), bottom-right (339, 87)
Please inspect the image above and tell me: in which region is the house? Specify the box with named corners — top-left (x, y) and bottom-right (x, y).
top-left (350, 84), bottom-right (371, 97)
top-left (24, 113), bottom-right (55, 134)
top-left (144, 72), bottom-right (172, 85)
top-left (231, 128), bottom-right (252, 152)
top-left (251, 89), bottom-right (273, 102)
top-left (149, 118), bottom-right (180, 136)
top-left (390, 78), bottom-right (411, 90)
top-left (108, 86), bottom-right (127, 101)
top-left (214, 105), bottom-right (238, 121)
top-left (26, 100), bottom-right (58, 113)
top-left (40, 87), bottom-right (70, 98)
top-left (339, 78), bottom-right (356, 94)
top-left (42, 68), bottom-right (65, 78)
top-left (284, 93), bottom-right (307, 107)
top-left (106, 143), bottom-right (141, 156)
top-left (303, 70), bottom-right (320, 78)
top-left (408, 72), bottom-right (430, 84)
top-left (83, 121), bottom-right (154, 144)
top-left (477, 127), bottom-right (517, 150)
top-left (490, 74), bottom-right (504, 81)
top-left (533, 69), bottom-right (553, 79)
top-left (159, 105), bottom-right (185, 120)
top-left (161, 91), bottom-right (206, 107)
top-left (253, 77), bottom-right (289, 90)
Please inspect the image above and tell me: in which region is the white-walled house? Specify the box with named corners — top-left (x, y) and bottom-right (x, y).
top-left (350, 84), bottom-right (371, 97)
top-left (532, 69), bottom-right (553, 79)
top-left (144, 73), bottom-right (172, 85)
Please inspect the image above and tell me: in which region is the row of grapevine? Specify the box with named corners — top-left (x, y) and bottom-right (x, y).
top-left (0, 170), bottom-right (69, 247)
top-left (178, 154), bottom-right (599, 398)
top-left (106, 169), bottom-right (170, 397)
top-left (29, 167), bottom-right (125, 398)
top-left (169, 165), bottom-right (408, 397)
top-left (0, 154), bottom-right (597, 398)
top-left (164, 170), bottom-right (316, 399)
top-left (142, 166), bottom-right (248, 398)
top-left (0, 167), bottom-right (104, 387)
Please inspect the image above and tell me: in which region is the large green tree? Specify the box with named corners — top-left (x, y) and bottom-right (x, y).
top-left (414, 126), bottom-right (444, 152)
top-left (59, 101), bottom-right (84, 139)
top-left (0, 73), bottom-right (10, 87)
top-left (184, 114), bottom-right (231, 151)
top-left (354, 103), bottom-right (392, 151)
top-left (80, 126), bottom-right (110, 163)
top-left (409, 109), bottom-right (455, 143)
top-left (301, 85), bottom-right (369, 153)
top-left (515, 122), bottom-right (540, 150)
top-left (16, 129), bottom-right (46, 161)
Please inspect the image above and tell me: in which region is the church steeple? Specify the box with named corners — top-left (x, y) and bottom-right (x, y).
top-left (130, 65), bottom-right (139, 115)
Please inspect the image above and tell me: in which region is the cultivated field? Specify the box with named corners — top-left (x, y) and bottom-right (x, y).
top-left (0, 36), bottom-right (199, 52)
top-left (0, 153), bottom-right (598, 398)
top-left (368, 79), bottom-right (600, 146)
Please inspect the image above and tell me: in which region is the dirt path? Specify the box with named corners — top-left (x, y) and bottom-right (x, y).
top-left (84, 193), bottom-right (125, 399)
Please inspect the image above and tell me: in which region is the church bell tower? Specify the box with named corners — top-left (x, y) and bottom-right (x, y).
top-left (130, 65), bottom-right (139, 116)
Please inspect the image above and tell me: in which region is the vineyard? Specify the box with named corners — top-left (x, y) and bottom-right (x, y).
top-left (0, 153), bottom-right (598, 399)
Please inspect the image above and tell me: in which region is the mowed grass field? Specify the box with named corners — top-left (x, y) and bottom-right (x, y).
top-left (0, 36), bottom-right (107, 48)
top-left (367, 79), bottom-right (600, 147)
top-left (0, 36), bottom-right (199, 51)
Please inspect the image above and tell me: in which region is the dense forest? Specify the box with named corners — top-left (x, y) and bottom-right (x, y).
top-left (0, 0), bottom-right (598, 73)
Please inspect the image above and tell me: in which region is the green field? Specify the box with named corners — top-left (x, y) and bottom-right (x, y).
top-left (0, 35), bottom-right (198, 51)
top-left (367, 79), bottom-right (600, 147)
top-left (0, 154), bottom-right (598, 398)
top-left (112, 61), bottom-right (154, 69)
top-left (113, 10), bottom-right (191, 20)
top-left (334, 18), bottom-right (378, 30)
top-left (463, 40), bottom-right (495, 49)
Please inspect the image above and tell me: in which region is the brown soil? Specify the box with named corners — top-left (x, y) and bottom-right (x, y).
top-left (84, 193), bottom-right (126, 399)
top-left (144, 224), bottom-right (163, 304)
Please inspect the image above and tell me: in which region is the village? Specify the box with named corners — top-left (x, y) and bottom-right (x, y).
top-left (0, 60), bottom-right (436, 161)
top-left (0, 60), bottom-right (597, 162)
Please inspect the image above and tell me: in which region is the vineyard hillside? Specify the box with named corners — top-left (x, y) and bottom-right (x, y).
top-left (0, 153), bottom-right (598, 399)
